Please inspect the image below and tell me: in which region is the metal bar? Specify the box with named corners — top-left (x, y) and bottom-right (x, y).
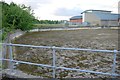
top-left (0, 43), bottom-right (120, 77)
top-left (112, 50), bottom-right (117, 74)
top-left (2, 43), bottom-right (52, 49)
top-left (1, 59), bottom-right (120, 77)
top-left (1, 43), bottom-right (119, 53)
top-left (52, 46), bottom-right (56, 78)
top-left (2, 59), bottom-right (53, 68)
top-left (54, 47), bottom-right (115, 53)
top-left (56, 67), bottom-right (120, 76)
top-left (2, 43), bottom-right (6, 70)
top-left (9, 43), bottom-right (13, 70)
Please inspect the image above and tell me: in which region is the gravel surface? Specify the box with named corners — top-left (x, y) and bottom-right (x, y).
top-left (13, 29), bottom-right (120, 78)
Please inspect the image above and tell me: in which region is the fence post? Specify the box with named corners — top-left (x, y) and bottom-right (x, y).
top-left (52, 46), bottom-right (56, 78)
top-left (9, 43), bottom-right (13, 71)
top-left (2, 43), bottom-right (6, 70)
top-left (112, 50), bottom-right (117, 75)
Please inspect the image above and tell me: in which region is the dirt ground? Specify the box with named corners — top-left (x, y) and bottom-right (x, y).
top-left (13, 29), bottom-right (120, 78)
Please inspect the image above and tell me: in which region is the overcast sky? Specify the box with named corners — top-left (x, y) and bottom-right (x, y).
top-left (2, 0), bottom-right (120, 20)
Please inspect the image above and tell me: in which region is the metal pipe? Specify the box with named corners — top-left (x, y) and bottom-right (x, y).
top-left (56, 67), bottom-right (120, 76)
top-left (1, 43), bottom-right (120, 77)
top-left (54, 47), bottom-right (115, 53)
top-left (9, 43), bottom-right (13, 70)
top-left (2, 59), bottom-right (120, 77)
top-left (52, 46), bottom-right (56, 78)
top-left (1, 43), bottom-right (119, 53)
top-left (112, 50), bottom-right (117, 75)
top-left (3, 59), bottom-right (53, 68)
top-left (4, 43), bottom-right (52, 49)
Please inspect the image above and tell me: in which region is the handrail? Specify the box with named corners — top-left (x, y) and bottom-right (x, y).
top-left (1, 59), bottom-right (120, 77)
top-left (1, 43), bottom-right (119, 53)
top-left (1, 43), bottom-right (120, 78)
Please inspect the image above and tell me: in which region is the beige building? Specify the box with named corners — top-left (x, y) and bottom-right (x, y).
top-left (81, 10), bottom-right (118, 26)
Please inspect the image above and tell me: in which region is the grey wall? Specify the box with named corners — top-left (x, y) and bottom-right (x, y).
top-left (101, 20), bottom-right (118, 26)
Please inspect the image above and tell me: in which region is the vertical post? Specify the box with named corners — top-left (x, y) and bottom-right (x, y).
top-left (1, 43), bottom-right (7, 71)
top-left (9, 43), bottom-right (13, 71)
top-left (52, 46), bottom-right (56, 78)
top-left (0, 39), bottom-right (2, 71)
top-left (112, 50), bottom-right (117, 75)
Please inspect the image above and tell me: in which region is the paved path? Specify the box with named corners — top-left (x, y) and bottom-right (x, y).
top-left (2, 69), bottom-right (42, 78)
top-left (9, 31), bottom-right (25, 40)
top-left (30, 27), bottom-right (103, 32)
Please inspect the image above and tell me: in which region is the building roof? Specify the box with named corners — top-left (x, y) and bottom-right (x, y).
top-left (70, 16), bottom-right (82, 20)
top-left (81, 9), bottom-right (112, 14)
top-left (95, 13), bottom-right (118, 20)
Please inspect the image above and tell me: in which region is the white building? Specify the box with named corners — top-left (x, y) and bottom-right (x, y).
top-left (81, 10), bottom-right (118, 27)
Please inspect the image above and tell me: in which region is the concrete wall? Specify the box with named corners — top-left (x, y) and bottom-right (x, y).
top-left (84, 12), bottom-right (101, 26)
top-left (101, 20), bottom-right (118, 26)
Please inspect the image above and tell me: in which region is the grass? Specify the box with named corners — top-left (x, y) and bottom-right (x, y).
top-left (33, 23), bottom-right (92, 29)
top-left (34, 24), bottom-right (65, 29)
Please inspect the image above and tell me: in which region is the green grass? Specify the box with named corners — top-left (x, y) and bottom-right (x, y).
top-left (34, 24), bottom-right (65, 29)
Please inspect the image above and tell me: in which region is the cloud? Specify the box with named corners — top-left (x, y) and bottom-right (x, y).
top-left (3, 0), bottom-right (119, 20)
top-left (54, 7), bottom-right (83, 16)
top-left (4, 0), bottom-right (51, 9)
top-left (25, 0), bottom-right (51, 9)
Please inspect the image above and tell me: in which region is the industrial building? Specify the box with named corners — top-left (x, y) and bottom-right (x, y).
top-left (69, 16), bottom-right (82, 26)
top-left (81, 10), bottom-right (118, 27)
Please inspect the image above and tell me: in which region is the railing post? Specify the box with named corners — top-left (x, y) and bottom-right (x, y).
top-left (52, 46), bottom-right (56, 78)
top-left (2, 43), bottom-right (6, 70)
top-left (0, 40), bottom-right (2, 71)
top-left (111, 50), bottom-right (117, 75)
top-left (9, 43), bottom-right (13, 71)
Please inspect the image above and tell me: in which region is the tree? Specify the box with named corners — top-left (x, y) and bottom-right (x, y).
top-left (2, 1), bottom-right (35, 31)
top-left (0, 2), bottom-right (2, 30)
top-left (1, 1), bottom-right (35, 40)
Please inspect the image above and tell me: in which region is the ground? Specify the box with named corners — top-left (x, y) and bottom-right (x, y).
top-left (13, 29), bottom-right (120, 78)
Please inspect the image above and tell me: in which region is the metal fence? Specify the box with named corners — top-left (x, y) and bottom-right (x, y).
top-left (1, 43), bottom-right (120, 78)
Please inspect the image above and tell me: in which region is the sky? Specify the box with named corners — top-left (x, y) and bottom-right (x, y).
top-left (2, 0), bottom-right (120, 20)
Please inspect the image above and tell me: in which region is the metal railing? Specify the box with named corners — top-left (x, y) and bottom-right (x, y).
top-left (1, 43), bottom-right (120, 78)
